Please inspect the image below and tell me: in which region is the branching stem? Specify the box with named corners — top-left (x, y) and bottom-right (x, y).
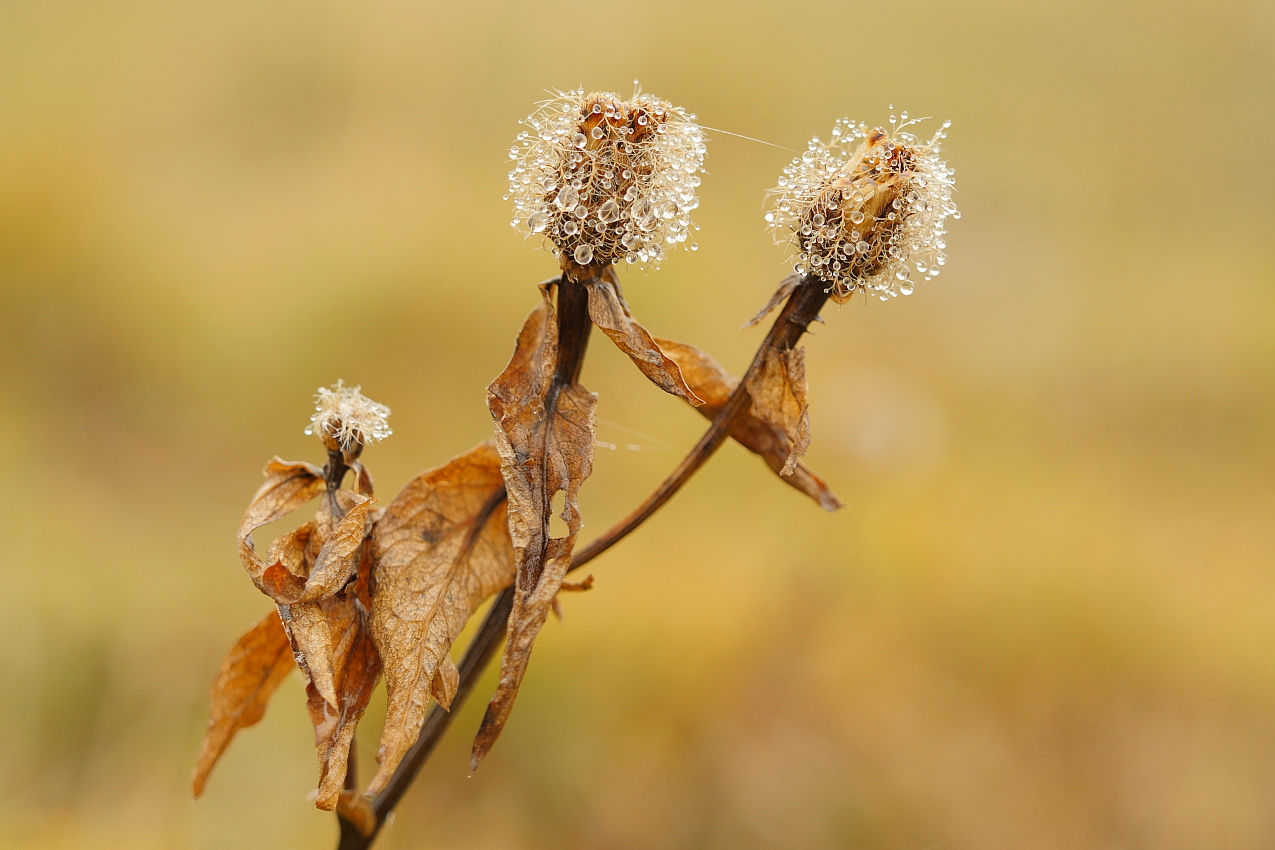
top-left (336, 274), bottom-right (829, 850)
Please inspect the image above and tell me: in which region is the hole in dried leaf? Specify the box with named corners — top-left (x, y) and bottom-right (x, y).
top-left (549, 490), bottom-right (570, 540)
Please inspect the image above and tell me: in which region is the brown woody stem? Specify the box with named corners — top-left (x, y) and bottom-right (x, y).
top-left (337, 270), bottom-right (593, 849)
top-left (337, 586), bottom-right (514, 850)
top-left (336, 274), bottom-right (829, 850)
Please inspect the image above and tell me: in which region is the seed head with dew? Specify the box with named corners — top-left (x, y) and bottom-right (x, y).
top-left (766, 111), bottom-right (958, 302)
top-left (304, 380), bottom-right (392, 459)
top-left (506, 86), bottom-right (707, 270)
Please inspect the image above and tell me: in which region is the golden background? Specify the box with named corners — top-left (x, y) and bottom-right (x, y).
top-left (2, 0), bottom-right (1273, 847)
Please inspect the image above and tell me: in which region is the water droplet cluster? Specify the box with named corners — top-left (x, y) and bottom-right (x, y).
top-left (305, 380), bottom-right (392, 452)
top-left (507, 88), bottom-right (707, 268)
top-left (766, 112), bottom-right (958, 302)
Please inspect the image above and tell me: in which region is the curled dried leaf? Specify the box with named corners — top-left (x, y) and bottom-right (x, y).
top-left (308, 576), bottom-right (381, 811)
top-left (352, 461), bottom-right (376, 497)
top-left (239, 482), bottom-right (381, 806)
top-left (366, 441), bottom-right (515, 796)
top-left (583, 266), bottom-right (701, 405)
top-left (656, 337), bottom-right (840, 511)
top-left (192, 610), bottom-right (294, 798)
top-left (475, 292), bottom-right (599, 771)
top-left (264, 496), bottom-right (374, 605)
top-left (280, 595), bottom-right (339, 710)
top-left (237, 458), bottom-right (325, 595)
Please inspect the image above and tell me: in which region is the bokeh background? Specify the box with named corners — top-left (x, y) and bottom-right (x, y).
top-left (2, 0), bottom-right (1273, 847)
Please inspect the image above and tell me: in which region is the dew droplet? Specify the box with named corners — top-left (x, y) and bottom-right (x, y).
top-left (599, 199), bottom-right (620, 223)
top-left (574, 244), bottom-right (593, 264)
top-left (528, 212), bottom-right (548, 232)
top-left (555, 186), bottom-right (579, 210)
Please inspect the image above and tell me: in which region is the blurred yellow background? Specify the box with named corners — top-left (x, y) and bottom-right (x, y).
top-left (2, 0), bottom-right (1273, 847)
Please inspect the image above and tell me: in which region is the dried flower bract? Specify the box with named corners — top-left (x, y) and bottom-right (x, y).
top-left (766, 112), bottom-right (958, 302)
top-left (507, 86), bottom-right (707, 269)
top-left (305, 380), bottom-right (392, 456)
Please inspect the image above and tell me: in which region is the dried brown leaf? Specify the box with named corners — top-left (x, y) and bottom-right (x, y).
top-left (280, 598), bottom-right (339, 709)
top-left (749, 346), bottom-right (810, 477)
top-left (237, 458), bottom-right (325, 595)
top-left (264, 496), bottom-right (374, 605)
top-left (475, 292), bottom-right (598, 771)
top-left (205, 460), bottom-right (381, 809)
top-left (352, 461), bottom-right (376, 497)
top-left (259, 521), bottom-right (334, 708)
top-left (275, 491), bottom-right (378, 724)
top-left (192, 610), bottom-right (293, 798)
top-left (278, 503), bottom-right (381, 811)
top-left (584, 268), bottom-right (702, 405)
top-left (431, 655), bottom-right (460, 710)
top-left (656, 337), bottom-right (841, 511)
top-left (307, 580), bottom-right (381, 810)
top-left (365, 441), bottom-right (515, 796)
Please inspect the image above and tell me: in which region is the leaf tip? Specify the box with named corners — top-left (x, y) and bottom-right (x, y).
top-left (337, 789), bottom-right (378, 837)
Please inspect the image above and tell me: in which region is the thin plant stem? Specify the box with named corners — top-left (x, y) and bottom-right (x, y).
top-left (572, 274), bottom-right (829, 571)
top-left (336, 274), bottom-right (830, 850)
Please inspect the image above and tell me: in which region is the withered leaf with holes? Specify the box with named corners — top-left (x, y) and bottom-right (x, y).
top-left (192, 610), bottom-right (294, 798)
top-left (366, 441), bottom-right (515, 796)
top-left (475, 288), bottom-right (598, 771)
top-left (583, 265), bottom-right (702, 405)
top-left (656, 337), bottom-right (841, 511)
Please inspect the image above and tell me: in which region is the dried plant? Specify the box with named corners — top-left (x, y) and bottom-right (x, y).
top-left (194, 383), bottom-right (385, 823)
top-left (192, 95), bottom-right (957, 850)
top-left (507, 87), bottom-right (706, 267)
top-left (766, 111), bottom-right (957, 302)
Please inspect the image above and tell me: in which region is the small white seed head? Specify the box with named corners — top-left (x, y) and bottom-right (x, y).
top-left (507, 86), bottom-right (707, 269)
top-left (305, 380), bottom-right (392, 456)
top-left (766, 112), bottom-right (957, 302)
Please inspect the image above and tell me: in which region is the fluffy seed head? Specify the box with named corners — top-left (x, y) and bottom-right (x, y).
top-left (507, 87), bottom-right (707, 269)
top-left (766, 112), bottom-right (958, 302)
top-left (305, 381), bottom-right (392, 456)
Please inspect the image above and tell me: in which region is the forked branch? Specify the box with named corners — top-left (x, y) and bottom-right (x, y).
top-left (336, 274), bottom-right (830, 849)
